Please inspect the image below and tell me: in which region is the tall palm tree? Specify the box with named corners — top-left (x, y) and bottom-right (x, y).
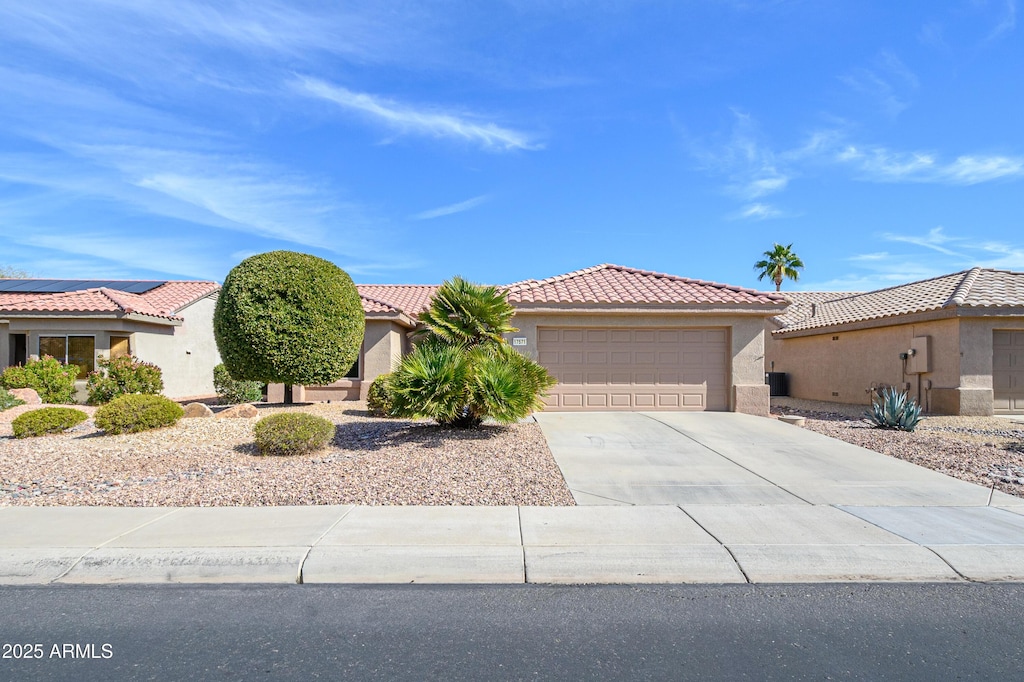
top-left (754, 243), bottom-right (805, 291)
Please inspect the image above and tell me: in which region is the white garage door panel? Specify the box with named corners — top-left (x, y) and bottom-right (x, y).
top-left (539, 327), bottom-right (729, 412)
top-left (994, 330), bottom-right (1024, 414)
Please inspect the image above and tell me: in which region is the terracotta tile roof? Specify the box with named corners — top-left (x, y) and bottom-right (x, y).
top-left (357, 285), bottom-right (440, 317)
top-left (504, 264), bottom-right (787, 306)
top-left (0, 279), bottom-right (219, 321)
top-left (774, 268), bottom-right (1024, 334)
top-left (770, 291), bottom-right (863, 328)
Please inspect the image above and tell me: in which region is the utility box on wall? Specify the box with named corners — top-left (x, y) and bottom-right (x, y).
top-left (907, 336), bottom-right (931, 374)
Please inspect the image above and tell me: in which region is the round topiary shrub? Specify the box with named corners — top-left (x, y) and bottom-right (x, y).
top-left (11, 407), bottom-right (88, 438)
top-left (94, 394), bottom-right (185, 435)
top-left (253, 412), bottom-right (335, 456)
top-left (214, 251), bottom-right (365, 395)
top-left (366, 373), bottom-right (395, 417)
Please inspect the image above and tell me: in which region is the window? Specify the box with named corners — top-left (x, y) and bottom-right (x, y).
top-left (38, 335), bottom-right (95, 379)
top-left (110, 335), bottom-right (131, 359)
top-left (344, 354), bottom-right (361, 379)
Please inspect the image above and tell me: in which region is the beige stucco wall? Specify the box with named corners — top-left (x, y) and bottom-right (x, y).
top-left (766, 316), bottom-right (1010, 415)
top-left (131, 294), bottom-right (222, 399)
top-left (510, 311), bottom-right (771, 415)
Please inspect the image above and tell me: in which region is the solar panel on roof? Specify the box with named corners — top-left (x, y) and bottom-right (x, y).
top-left (0, 279), bottom-right (166, 294)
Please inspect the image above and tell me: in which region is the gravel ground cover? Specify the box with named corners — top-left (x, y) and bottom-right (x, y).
top-left (0, 402), bottom-right (575, 507)
top-left (772, 397), bottom-right (1024, 498)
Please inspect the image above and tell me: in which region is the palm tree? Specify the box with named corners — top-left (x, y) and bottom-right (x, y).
top-left (754, 243), bottom-right (805, 291)
top-left (390, 277), bottom-right (555, 428)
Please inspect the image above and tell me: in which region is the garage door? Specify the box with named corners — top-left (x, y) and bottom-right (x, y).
top-left (537, 327), bottom-right (729, 411)
top-left (994, 330), bottom-right (1024, 414)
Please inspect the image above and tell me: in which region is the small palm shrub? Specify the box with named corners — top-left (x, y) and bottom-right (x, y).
top-left (86, 355), bottom-right (164, 405)
top-left (213, 363), bottom-right (264, 405)
top-left (94, 394), bottom-right (184, 434)
top-left (0, 387), bottom-right (25, 411)
top-left (387, 277), bottom-right (555, 428)
top-left (11, 407), bottom-right (88, 438)
top-left (865, 387), bottom-right (923, 432)
top-left (253, 412), bottom-right (335, 456)
top-left (367, 373), bottom-right (395, 417)
top-left (0, 356), bottom-right (79, 404)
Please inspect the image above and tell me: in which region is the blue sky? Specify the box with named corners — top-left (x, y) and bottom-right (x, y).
top-left (0, 1), bottom-right (1021, 292)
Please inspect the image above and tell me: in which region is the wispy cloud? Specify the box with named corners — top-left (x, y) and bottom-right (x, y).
top-left (880, 226), bottom-right (962, 256)
top-left (297, 77), bottom-right (541, 151)
top-left (839, 50), bottom-right (919, 118)
top-left (687, 110), bottom-right (790, 200)
top-left (734, 203), bottom-right (784, 220)
top-left (805, 226), bottom-right (1024, 290)
top-left (837, 145), bottom-right (1024, 184)
top-left (987, 0), bottom-right (1017, 42)
top-left (413, 195), bottom-right (491, 220)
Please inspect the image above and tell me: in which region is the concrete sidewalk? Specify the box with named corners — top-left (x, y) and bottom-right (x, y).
top-left (3, 502), bottom-right (1024, 585)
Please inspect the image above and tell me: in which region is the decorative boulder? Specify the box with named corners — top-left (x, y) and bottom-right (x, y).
top-left (183, 402), bottom-right (215, 418)
top-left (9, 388), bottom-right (42, 405)
top-left (217, 403), bottom-right (260, 419)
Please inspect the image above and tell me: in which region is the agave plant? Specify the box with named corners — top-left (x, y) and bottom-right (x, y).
top-left (865, 387), bottom-right (923, 432)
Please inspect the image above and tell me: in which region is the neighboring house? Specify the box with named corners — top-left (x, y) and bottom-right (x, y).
top-left (0, 279), bottom-right (222, 400)
top-left (766, 268), bottom-right (1024, 416)
top-left (272, 264), bottom-right (788, 416)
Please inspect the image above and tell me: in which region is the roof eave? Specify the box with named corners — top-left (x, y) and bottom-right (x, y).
top-left (511, 303), bottom-right (787, 316)
top-left (364, 311), bottom-right (418, 328)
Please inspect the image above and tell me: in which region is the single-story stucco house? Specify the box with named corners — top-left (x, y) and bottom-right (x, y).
top-left (765, 267), bottom-right (1024, 416)
top-left (0, 278), bottom-right (221, 400)
top-left (272, 264), bottom-right (789, 416)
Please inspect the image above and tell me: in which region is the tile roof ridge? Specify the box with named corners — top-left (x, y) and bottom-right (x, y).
top-left (945, 267), bottom-right (983, 308)
top-left (98, 287), bottom-right (139, 314)
top-left (504, 264), bottom-right (613, 291)
top-left (608, 264), bottom-right (789, 301)
top-left (828, 269), bottom-right (971, 301)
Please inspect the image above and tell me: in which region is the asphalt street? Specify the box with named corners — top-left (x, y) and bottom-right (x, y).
top-left (2, 583), bottom-right (1023, 681)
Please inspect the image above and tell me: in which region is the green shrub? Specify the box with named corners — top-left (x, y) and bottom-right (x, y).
top-left (0, 387), bottom-right (25, 412)
top-left (86, 355), bottom-right (164, 405)
top-left (11, 407), bottom-right (88, 438)
top-left (865, 387), bottom-right (923, 432)
top-left (94, 394), bottom-right (184, 435)
top-left (0, 356), bottom-right (79, 404)
top-left (253, 412), bottom-right (335, 456)
top-left (213, 364), bottom-right (264, 405)
top-left (389, 278), bottom-right (554, 428)
top-left (214, 251), bottom-right (365, 394)
top-left (367, 373), bottom-right (395, 417)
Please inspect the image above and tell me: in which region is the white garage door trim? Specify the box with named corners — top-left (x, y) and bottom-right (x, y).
top-left (537, 326), bottom-right (729, 411)
top-left (994, 330), bottom-right (1024, 415)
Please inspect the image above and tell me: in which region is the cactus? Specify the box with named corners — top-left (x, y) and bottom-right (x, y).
top-left (865, 387), bottom-right (923, 432)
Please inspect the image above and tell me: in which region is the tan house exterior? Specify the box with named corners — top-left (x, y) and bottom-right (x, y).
top-left (766, 268), bottom-right (1024, 416)
top-left (0, 279), bottom-right (222, 400)
top-left (274, 265), bottom-right (788, 416)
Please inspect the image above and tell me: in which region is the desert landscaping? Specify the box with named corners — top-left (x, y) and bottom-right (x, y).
top-left (2, 397), bottom-right (1022, 507)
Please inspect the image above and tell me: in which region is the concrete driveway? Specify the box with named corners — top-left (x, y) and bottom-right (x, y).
top-left (534, 411), bottom-right (1020, 507)
top-left (533, 411), bottom-right (1024, 582)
